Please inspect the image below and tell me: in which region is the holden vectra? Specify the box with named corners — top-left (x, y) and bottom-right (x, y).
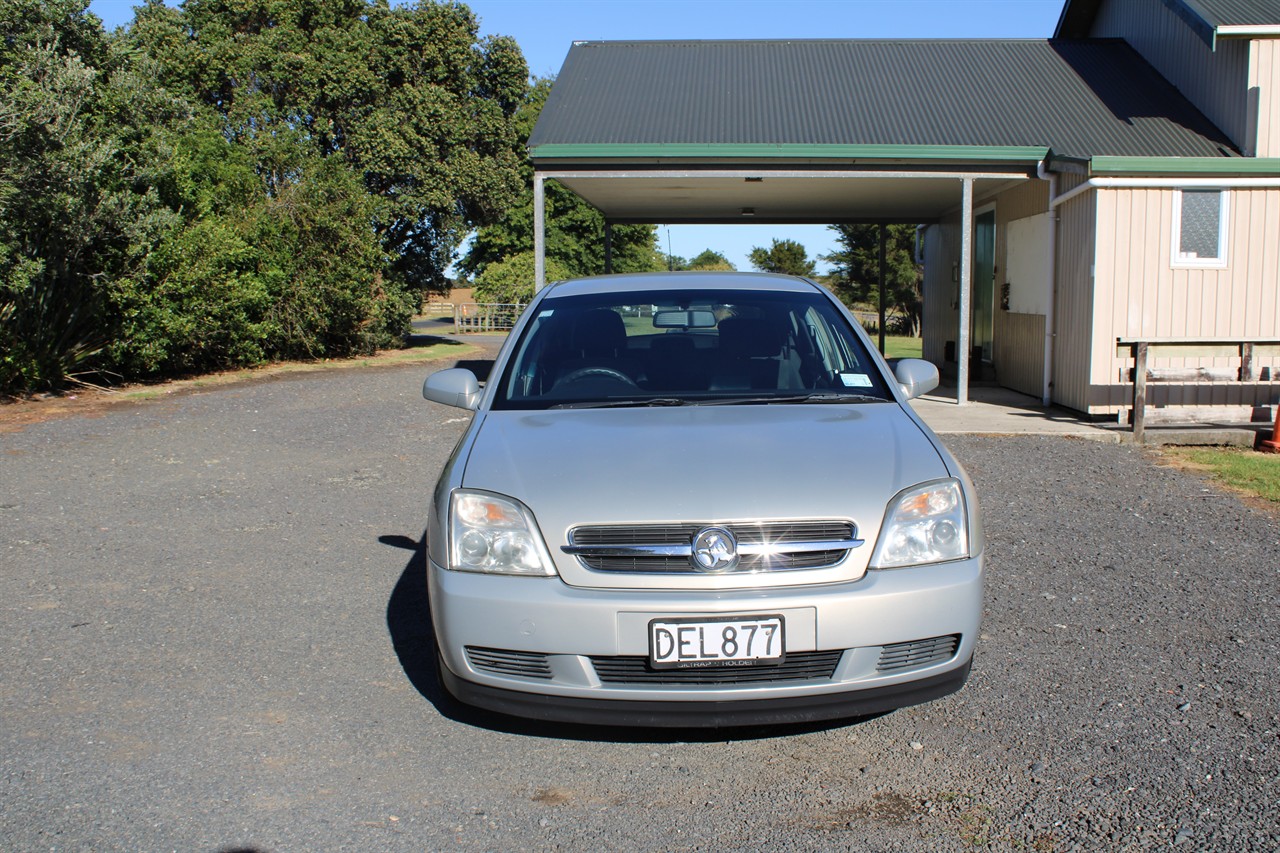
top-left (421, 272), bottom-right (983, 727)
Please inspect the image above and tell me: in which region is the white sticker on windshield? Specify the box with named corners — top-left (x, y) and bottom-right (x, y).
top-left (537, 310), bottom-right (554, 318)
top-left (840, 373), bottom-right (874, 388)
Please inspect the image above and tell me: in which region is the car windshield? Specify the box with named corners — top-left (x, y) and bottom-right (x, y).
top-left (492, 287), bottom-right (894, 410)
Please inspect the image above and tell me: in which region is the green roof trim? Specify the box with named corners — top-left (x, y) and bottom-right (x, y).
top-left (1090, 156), bottom-right (1280, 176)
top-left (529, 143), bottom-right (1051, 163)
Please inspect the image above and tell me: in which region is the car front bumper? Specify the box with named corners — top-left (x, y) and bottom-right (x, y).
top-left (427, 556), bottom-right (983, 727)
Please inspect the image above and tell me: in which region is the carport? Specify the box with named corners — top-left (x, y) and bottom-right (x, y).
top-left (529, 150), bottom-right (1038, 405)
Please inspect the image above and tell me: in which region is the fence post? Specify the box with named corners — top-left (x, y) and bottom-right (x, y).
top-left (1132, 341), bottom-right (1148, 443)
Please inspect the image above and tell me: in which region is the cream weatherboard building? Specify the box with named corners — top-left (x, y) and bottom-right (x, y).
top-left (922, 0), bottom-right (1280, 422)
top-left (528, 0), bottom-right (1280, 422)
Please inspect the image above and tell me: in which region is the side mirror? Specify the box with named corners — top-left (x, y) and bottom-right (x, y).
top-left (423, 368), bottom-right (481, 410)
top-left (893, 358), bottom-right (940, 401)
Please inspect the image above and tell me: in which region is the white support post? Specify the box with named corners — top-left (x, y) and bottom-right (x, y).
top-left (957, 178), bottom-right (974, 406)
top-left (533, 174), bottom-right (546, 292)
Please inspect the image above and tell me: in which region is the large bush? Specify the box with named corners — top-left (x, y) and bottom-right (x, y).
top-left (1, 0), bottom-right (184, 391)
top-left (473, 252), bottom-right (571, 305)
top-left (109, 140), bottom-right (412, 376)
top-left (253, 157), bottom-right (415, 360)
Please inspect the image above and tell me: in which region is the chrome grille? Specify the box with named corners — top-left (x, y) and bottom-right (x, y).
top-left (565, 521), bottom-right (860, 573)
top-left (465, 647), bottom-right (553, 679)
top-left (589, 650), bottom-right (844, 685)
top-left (876, 635), bottom-right (960, 673)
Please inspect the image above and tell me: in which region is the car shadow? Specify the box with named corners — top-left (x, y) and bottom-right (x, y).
top-left (382, 533), bottom-right (888, 743)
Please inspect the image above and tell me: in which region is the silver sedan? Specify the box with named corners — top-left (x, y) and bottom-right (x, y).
top-left (422, 272), bottom-right (983, 727)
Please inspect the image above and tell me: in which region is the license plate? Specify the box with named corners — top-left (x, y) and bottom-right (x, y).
top-left (648, 615), bottom-right (785, 669)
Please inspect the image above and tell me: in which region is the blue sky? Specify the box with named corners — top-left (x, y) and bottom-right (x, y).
top-left (89, 0), bottom-right (1065, 273)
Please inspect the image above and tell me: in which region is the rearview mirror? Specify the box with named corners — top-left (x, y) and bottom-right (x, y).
top-left (653, 309), bottom-right (717, 329)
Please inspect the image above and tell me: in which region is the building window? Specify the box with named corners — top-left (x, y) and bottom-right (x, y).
top-left (1171, 189), bottom-right (1228, 268)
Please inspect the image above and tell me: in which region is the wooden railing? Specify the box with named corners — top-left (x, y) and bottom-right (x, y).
top-left (1117, 337), bottom-right (1280, 442)
top-left (453, 303), bottom-right (524, 333)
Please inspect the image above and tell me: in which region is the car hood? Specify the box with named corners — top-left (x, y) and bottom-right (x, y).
top-left (460, 403), bottom-right (950, 590)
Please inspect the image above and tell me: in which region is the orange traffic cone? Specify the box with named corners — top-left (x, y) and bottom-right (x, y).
top-left (1258, 403), bottom-right (1280, 453)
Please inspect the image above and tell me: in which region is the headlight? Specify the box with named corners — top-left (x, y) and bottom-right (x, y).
top-left (869, 479), bottom-right (969, 569)
top-left (449, 490), bottom-right (556, 576)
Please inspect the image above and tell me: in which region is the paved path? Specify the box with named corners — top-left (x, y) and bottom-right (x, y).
top-left (911, 385), bottom-right (1119, 440)
top-left (2, 358), bottom-right (1276, 851)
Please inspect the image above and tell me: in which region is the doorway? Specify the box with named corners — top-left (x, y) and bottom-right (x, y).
top-left (972, 209), bottom-right (996, 365)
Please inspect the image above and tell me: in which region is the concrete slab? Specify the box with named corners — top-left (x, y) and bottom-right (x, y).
top-left (910, 384), bottom-right (1279, 447)
top-left (909, 385), bottom-right (1120, 442)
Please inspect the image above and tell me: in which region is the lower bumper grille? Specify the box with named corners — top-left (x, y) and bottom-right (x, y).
top-left (589, 650), bottom-right (844, 685)
top-left (876, 635), bottom-right (960, 673)
top-left (466, 647), bottom-right (553, 679)
top-left (465, 638), bottom-right (960, 686)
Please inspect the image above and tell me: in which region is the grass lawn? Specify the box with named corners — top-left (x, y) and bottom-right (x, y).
top-left (881, 336), bottom-right (923, 360)
top-left (1164, 446), bottom-right (1280, 504)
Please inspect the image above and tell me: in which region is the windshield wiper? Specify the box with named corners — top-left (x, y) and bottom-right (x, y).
top-left (550, 393), bottom-right (885, 409)
top-left (794, 392), bottom-right (886, 404)
top-left (698, 392), bottom-right (886, 406)
top-left (550, 397), bottom-right (690, 409)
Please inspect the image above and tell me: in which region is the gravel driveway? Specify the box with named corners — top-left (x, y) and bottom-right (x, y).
top-left (1, 355), bottom-right (1276, 852)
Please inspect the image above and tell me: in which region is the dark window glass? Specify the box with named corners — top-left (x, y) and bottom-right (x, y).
top-left (1178, 190), bottom-right (1222, 261)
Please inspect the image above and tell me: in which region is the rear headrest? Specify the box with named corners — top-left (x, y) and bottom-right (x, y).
top-left (717, 317), bottom-right (784, 358)
top-left (649, 334), bottom-right (696, 358)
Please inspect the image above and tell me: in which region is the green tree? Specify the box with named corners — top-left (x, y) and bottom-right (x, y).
top-left (2, 0), bottom-right (518, 395)
top-left (664, 249), bottom-right (735, 271)
top-left (127, 0), bottom-right (530, 295)
top-left (748, 239), bottom-right (816, 277)
top-left (459, 77), bottom-right (663, 280)
top-left (822, 224), bottom-right (923, 335)
top-left (687, 249), bottom-right (735, 271)
top-left (473, 252), bottom-right (571, 305)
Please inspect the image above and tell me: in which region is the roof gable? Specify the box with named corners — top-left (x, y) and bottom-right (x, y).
top-left (530, 39), bottom-right (1235, 162)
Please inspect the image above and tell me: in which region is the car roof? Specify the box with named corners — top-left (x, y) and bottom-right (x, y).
top-left (542, 271), bottom-right (823, 299)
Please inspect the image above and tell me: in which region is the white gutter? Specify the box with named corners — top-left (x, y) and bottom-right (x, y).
top-left (539, 169), bottom-right (1032, 181)
top-left (1216, 25), bottom-right (1280, 37)
top-left (1050, 175), bottom-right (1280, 210)
top-left (1036, 161), bottom-right (1058, 407)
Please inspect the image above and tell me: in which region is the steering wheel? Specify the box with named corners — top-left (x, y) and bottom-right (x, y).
top-left (557, 366), bottom-right (638, 387)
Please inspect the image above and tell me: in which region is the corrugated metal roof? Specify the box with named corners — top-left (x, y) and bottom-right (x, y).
top-left (529, 39), bottom-right (1236, 161)
top-left (1186, 0), bottom-right (1280, 27)
top-left (1057, 0), bottom-right (1280, 38)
